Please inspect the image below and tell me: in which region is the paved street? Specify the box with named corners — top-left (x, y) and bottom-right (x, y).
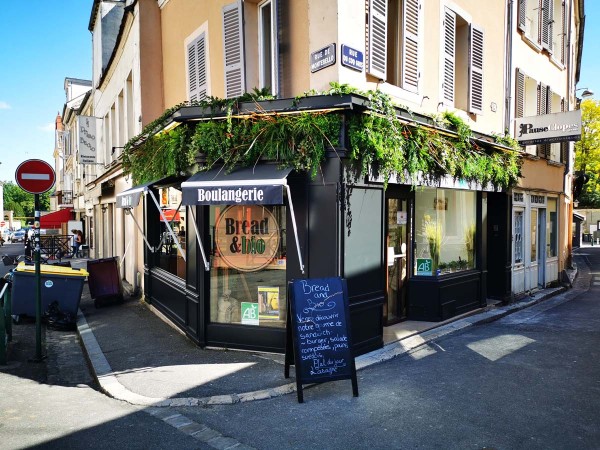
top-left (0, 244), bottom-right (599, 449)
top-left (169, 249), bottom-right (600, 449)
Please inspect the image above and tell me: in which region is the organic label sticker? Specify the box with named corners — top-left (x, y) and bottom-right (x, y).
top-left (44, 280), bottom-right (54, 288)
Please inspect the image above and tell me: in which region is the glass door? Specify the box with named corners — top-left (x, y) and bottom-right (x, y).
top-left (385, 195), bottom-right (411, 325)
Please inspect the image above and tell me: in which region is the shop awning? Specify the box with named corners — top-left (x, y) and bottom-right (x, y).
top-left (182, 165), bottom-right (304, 274)
top-left (40, 208), bottom-right (73, 229)
top-left (115, 177), bottom-right (188, 267)
top-left (181, 166), bottom-right (293, 205)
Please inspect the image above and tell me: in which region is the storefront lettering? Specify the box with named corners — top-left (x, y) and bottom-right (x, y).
top-left (197, 187), bottom-right (264, 203)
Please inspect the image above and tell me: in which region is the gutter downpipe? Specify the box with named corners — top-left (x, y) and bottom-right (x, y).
top-left (504, 0), bottom-right (514, 135)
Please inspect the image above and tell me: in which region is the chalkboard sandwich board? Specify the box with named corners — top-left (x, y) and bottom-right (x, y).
top-left (285, 277), bottom-right (358, 403)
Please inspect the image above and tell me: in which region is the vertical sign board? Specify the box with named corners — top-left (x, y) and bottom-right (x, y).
top-left (285, 277), bottom-right (358, 403)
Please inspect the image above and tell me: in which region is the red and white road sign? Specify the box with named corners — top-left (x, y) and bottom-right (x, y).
top-left (15, 159), bottom-right (56, 194)
top-left (0, 221), bottom-right (5, 227)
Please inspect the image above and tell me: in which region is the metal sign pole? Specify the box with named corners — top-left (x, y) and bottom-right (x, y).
top-left (33, 194), bottom-right (44, 361)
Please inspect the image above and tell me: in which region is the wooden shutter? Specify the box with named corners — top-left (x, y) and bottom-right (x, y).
top-left (560, 97), bottom-right (568, 163)
top-left (561, 0), bottom-right (566, 64)
top-left (515, 68), bottom-right (525, 118)
top-left (187, 33), bottom-right (207, 102)
top-left (537, 83), bottom-right (550, 158)
top-left (401, 0), bottom-right (420, 92)
top-left (518, 0), bottom-right (527, 32)
top-left (367, 0), bottom-right (387, 80)
top-left (541, 0), bottom-right (553, 51)
top-left (468, 24), bottom-right (484, 115)
top-left (223, 1), bottom-right (245, 98)
top-left (442, 7), bottom-right (456, 105)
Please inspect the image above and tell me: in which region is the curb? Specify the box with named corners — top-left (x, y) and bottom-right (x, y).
top-left (77, 274), bottom-right (578, 407)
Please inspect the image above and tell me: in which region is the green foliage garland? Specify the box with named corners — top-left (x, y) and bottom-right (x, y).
top-left (122, 83), bottom-right (522, 189)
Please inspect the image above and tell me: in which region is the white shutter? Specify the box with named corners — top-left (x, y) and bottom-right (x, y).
top-left (367, 0), bottom-right (387, 80)
top-left (561, 0), bottom-right (566, 63)
top-left (515, 68), bottom-right (525, 119)
top-left (442, 7), bottom-right (456, 105)
top-left (401, 0), bottom-right (420, 92)
top-left (541, 0), bottom-right (553, 51)
top-left (223, 1), bottom-right (245, 98)
top-left (468, 24), bottom-right (484, 115)
top-left (187, 33), bottom-right (207, 102)
top-left (517, 0), bottom-right (527, 32)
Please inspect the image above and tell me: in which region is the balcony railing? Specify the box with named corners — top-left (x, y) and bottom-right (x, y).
top-left (58, 190), bottom-right (73, 206)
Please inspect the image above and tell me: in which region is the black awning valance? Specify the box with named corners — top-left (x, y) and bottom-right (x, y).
top-left (181, 166), bottom-right (293, 205)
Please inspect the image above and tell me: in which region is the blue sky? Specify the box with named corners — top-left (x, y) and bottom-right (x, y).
top-left (0, 1), bottom-right (598, 183)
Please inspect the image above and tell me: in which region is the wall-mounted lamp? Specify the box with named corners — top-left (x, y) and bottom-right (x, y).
top-left (576, 88), bottom-right (594, 98)
top-left (101, 205), bottom-right (108, 213)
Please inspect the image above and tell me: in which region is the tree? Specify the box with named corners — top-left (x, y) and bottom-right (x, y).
top-left (3, 182), bottom-right (51, 224)
top-left (574, 99), bottom-right (600, 208)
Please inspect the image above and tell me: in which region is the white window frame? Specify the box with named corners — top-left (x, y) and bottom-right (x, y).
top-left (258, 0), bottom-right (278, 96)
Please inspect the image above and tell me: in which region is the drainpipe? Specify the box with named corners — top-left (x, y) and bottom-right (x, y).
top-left (504, 0), bottom-right (514, 134)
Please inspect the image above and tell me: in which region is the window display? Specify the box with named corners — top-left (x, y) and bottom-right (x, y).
top-left (209, 204), bottom-right (287, 328)
top-left (155, 186), bottom-right (186, 278)
top-left (414, 187), bottom-right (476, 275)
top-left (547, 198), bottom-right (557, 258)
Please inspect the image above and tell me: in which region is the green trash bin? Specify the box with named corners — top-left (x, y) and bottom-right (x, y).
top-left (10, 262), bottom-right (89, 317)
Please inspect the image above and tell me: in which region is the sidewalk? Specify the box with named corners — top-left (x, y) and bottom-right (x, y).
top-left (76, 259), bottom-right (580, 407)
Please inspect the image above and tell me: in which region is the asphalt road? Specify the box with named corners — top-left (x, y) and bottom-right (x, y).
top-left (170, 249), bottom-right (600, 449)
top-left (1, 243), bottom-right (599, 449)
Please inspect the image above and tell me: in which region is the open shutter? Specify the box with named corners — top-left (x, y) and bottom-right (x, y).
top-left (515, 68), bottom-right (525, 118)
top-left (401, 0), bottom-right (420, 92)
top-left (468, 24), bottom-right (484, 115)
top-left (518, 0), bottom-right (527, 32)
top-left (537, 83), bottom-right (550, 158)
top-left (187, 33), bottom-right (207, 102)
top-left (541, 0), bottom-right (553, 51)
top-left (561, 0), bottom-right (566, 63)
top-left (442, 7), bottom-right (456, 106)
top-left (223, 1), bottom-right (245, 98)
top-left (367, 0), bottom-right (387, 80)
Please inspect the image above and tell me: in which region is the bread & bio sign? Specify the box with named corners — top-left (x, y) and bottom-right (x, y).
top-left (515, 110), bottom-right (582, 145)
top-left (214, 205), bottom-right (280, 272)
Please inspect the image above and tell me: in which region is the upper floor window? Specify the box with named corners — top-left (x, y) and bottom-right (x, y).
top-left (518, 0), bottom-right (567, 64)
top-left (259, 0), bottom-right (278, 95)
top-left (367, 0), bottom-right (422, 94)
top-left (440, 7), bottom-right (484, 115)
top-left (222, 0), bottom-right (280, 99)
top-left (186, 31), bottom-right (208, 102)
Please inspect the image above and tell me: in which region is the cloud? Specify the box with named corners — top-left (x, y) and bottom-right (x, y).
top-left (39, 122), bottom-right (55, 132)
top-left (0, 101), bottom-right (10, 110)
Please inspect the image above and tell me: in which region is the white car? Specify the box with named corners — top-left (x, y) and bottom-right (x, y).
top-left (11, 230), bottom-right (26, 243)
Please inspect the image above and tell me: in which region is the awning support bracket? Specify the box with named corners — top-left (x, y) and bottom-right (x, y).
top-left (148, 190), bottom-right (186, 262)
top-left (285, 184), bottom-right (305, 274)
top-left (189, 207), bottom-right (211, 271)
top-left (124, 208), bottom-right (154, 252)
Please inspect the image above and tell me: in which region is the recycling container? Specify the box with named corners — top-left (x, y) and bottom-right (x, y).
top-left (87, 257), bottom-right (124, 306)
top-left (11, 262), bottom-right (89, 317)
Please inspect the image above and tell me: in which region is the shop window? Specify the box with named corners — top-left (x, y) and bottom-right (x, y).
top-left (154, 186), bottom-right (186, 278)
top-left (414, 188), bottom-right (476, 275)
top-left (531, 208), bottom-right (538, 262)
top-left (514, 209), bottom-right (524, 264)
top-left (209, 204), bottom-right (287, 328)
top-left (547, 198), bottom-right (558, 257)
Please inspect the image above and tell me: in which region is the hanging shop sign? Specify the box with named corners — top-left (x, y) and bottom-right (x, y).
top-left (515, 110), bottom-right (582, 145)
top-left (77, 115), bottom-right (98, 164)
top-left (214, 205), bottom-right (280, 272)
top-left (310, 43), bottom-right (336, 73)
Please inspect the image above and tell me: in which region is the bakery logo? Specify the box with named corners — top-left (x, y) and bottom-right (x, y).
top-left (215, 205), bottom-right (280, 272)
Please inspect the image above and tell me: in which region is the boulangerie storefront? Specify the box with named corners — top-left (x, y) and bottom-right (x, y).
top-left (116, 95), bottom-right (518, 355)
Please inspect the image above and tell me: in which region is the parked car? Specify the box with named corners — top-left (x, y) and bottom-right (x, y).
top-left (11, 230), bottom-right (26, 243)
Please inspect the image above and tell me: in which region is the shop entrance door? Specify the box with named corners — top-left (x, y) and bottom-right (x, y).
top-left (384, 192), bottom-right (411, 325)
top-left (537, 208), bottom-right (547, 288)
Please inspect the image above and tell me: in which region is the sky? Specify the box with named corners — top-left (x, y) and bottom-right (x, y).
top-left (0, 1), bottom-right (599, 184)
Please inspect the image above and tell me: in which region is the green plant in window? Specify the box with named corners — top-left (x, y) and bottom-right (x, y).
top-left (422, 215), bottom-right (442, 270)
top-left (464, 223), bottom-right (476, 268)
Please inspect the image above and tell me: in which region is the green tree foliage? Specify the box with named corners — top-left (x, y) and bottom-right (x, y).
top-left (3, 182), bottom-right (51, 223)
top-left (575, 99), bottom-right (600, 207)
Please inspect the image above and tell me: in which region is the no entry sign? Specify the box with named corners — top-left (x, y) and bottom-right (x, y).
top-left (15, 159), bottom-right (56, 194)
